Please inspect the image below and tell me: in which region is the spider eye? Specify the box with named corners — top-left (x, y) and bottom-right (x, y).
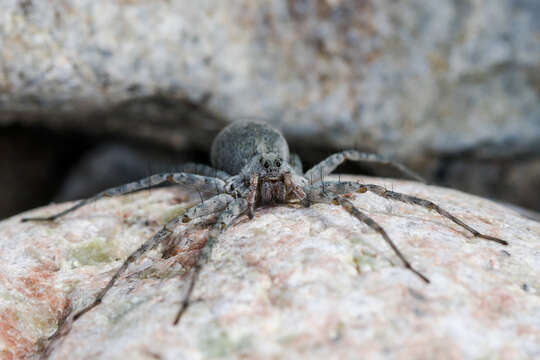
top-left (275, 160), bottom-right (281, 167)
top-left (264, 161), bottom-right (270, 168)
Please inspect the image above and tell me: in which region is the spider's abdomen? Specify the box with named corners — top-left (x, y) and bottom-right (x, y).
top-left (211, 121), bottom-right (290, 175)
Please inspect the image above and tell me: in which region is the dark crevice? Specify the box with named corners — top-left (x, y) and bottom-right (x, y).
top-left (0, 124), bottom-right (208, 220)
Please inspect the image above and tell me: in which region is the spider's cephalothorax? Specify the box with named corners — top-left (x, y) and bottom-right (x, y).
top-left (22, 120), bottom-right (508, 342)
top-left (212, 122), bottom-right (307, 217)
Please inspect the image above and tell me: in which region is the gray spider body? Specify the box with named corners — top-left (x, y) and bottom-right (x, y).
top-left (209, 121), bottom-right (306, 215)
top-left (211, 121), bottom-right (290, 175)
top-left (22, 120), bottom-right (507, 344)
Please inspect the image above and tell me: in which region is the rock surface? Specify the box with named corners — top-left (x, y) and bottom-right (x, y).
top-left (0, 177), bottom-right (539, 359)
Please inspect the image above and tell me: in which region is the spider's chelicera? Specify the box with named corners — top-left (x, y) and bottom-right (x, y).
top-left (22, 121), bottom-right (507, 334)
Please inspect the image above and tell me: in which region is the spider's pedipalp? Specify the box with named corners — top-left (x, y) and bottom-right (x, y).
top-left (304, 150), bottom-right (426, 184)
top-left (174, 198), bottom-right (247, 325)
top-left (284, 172), bottom-right (306, 201)
top-left (21, 173), bottom-right (226, 222)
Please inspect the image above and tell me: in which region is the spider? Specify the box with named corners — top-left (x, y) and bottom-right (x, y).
top-left (22, 121), bottom-right (507, 331)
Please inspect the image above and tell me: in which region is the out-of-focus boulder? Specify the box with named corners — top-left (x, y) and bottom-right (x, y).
top-left (1, 0), bottom-right (539, 209)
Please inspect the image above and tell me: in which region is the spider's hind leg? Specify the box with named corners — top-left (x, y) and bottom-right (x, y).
top-left (304, 150), bottom-right (425, 184)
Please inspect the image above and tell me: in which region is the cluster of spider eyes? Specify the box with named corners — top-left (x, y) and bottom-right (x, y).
top-left (261, 159), bottom-right (282, 169)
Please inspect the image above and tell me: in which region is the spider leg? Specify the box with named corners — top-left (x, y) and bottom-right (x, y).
top-left (41, 218), bottom-right (179, 348)
top-left (224, 173), bottom-right (246, 197)
top-left (308, 181), bottom-right (508, 246)
top-left (176, 162), bottom-right (231, 181)
top-left (334, 196), bottom-right (430, 283)
top-left (181, 194), bottom-right (235, 223)
top-left (247, 174), bottom-right (259, 219)
top-left (22, 173), bottom-right (226, 222)
top-left (304, 186), bottom-right (429, 283)
top-left (304, 150), bottom-right (426, 184)
top-left (71, 194), bottom-right (235, 323)
top-left (72, 226), bottom-right (173, 321)
top-left (173, 198), bottom-right (247, 325)
top-left (290, 153), bottom-right (303, 175)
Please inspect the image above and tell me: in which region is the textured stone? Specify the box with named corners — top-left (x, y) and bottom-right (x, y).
top-left (1, 177), bottom-right (539, 359)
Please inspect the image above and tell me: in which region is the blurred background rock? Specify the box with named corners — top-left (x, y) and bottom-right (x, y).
top-left (0, 0), bottom-right (538, 219)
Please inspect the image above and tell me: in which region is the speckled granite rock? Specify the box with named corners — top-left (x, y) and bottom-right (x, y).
top-left (1, 177), bottom-right (539, 359)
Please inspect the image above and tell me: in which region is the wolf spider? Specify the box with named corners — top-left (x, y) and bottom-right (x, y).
top-left (22, 121), bottom-right (507, 330)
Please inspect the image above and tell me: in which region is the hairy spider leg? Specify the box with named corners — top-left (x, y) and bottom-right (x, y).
top-left (337, 196), bottom-right (430, 283)
top-left (303, 180), bottom-right (507, 282)
top-left (174, 198), bottom-right (247, 325)
top-left (21, 173), bottom-right (226, 222)
top-left (43, 211), bottom-right (186, 353)
top-left (73, 228), bottom-right (172, 321)
top-left (303, 183), bottom-right (429, 282)
top-left (181, 194), bottom-right (235, 223)
top-left (304, 150), bottom-right (426, 184)
top-left (310, 181), bottom-right (507, 245)
top-left (362, 183), bottom-right (508, 245)
top-left (176, 162), bottom-right (231, 181)
top-left (66, 194), bottom-right (235, 327)
top-left (247, 174), bottom-right (259, 219)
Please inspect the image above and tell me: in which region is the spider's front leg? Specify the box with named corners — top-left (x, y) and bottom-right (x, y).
top-left (311, 181), bottom-right (507, 245)
top-left (174, 197), bottom-right (247, 325)
top-left (304, 150), bottom-right (426, 184)
top-left (304, 180), bottom-right (508, 282)
top-left (22, 173), bottom-right (226, 222)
